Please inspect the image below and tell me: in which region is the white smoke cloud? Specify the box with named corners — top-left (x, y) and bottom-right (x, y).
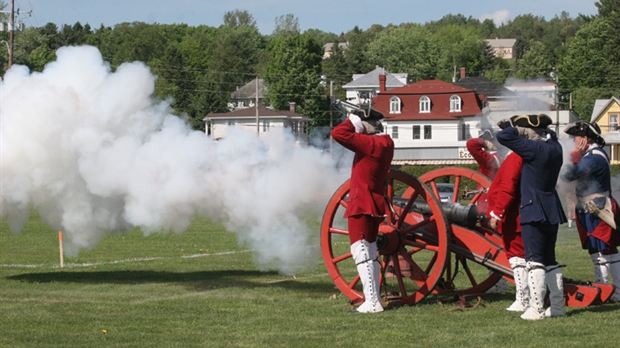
top-left (0, 46), bottom-right (349, 275)
top-left (478, 9), bottom-right (511, 27)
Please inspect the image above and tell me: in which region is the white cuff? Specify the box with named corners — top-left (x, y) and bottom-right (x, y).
top-left (490, 211), bottom-right (502, 220)
top-left (349, 114), bottom-right (364, 133)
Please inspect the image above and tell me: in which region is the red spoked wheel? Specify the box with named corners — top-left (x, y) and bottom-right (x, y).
top-left (417, 167), bottom-right (507, 295)
top-left (321, 170), bottom-right (450, 306)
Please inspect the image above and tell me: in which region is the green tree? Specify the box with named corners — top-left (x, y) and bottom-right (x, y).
top-left (432, 25), bottom-right (492, 80)
top-left (484, 57), bottom-right (512, 84)
top-left (272, 14), bottom-right (300, 37)
top-left (515, 41), bottom-right (554, 80)
top-left (263, 33), bottom-right (326, 125)
top-left (595, 0), bottom-right (620, 18)
top-left (58, 22), bottom-right (92, 46)
top-left (560, 17), bottom-right (620, 90)
top-left (365, 24), bottom-right (437, 80)
top-left (223, 9), bottom-right (257, 28)
top-left (304, 28), bottom-right (338, 47)
top-left (342, 25), bottom-right (383, 74)
top-left (322, 42), bottom-right (350, 101)
top-left (201, 25), bottom-right (265, 116)
top-left (481, 19), bottom-right (497, 38)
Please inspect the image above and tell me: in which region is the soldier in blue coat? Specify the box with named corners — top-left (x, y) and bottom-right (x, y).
top-left (496, 114), bottom-right (567, 320)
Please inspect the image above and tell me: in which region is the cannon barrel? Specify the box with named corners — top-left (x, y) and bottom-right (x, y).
top-left (393, 198), bottom-right (480, 228)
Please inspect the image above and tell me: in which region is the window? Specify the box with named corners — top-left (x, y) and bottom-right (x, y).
top-left (419, 96), bottom-right (430, 113)
top-left (412, 125), bottom-right (420, 139)
top-left (450, 95), bottom-right (462, 112)
top-left (392, 126), bottom-right (399, 139)
top-left (390, 96), bottom-right (401, 113)
top-left (610, 114), bottom-right (618, 132)
top-left (424, 125), bottom-right (432, 139)
top-left (459, 122), bottom-right (471, 141)
top-left (263, 120), bottom-right (270, 132)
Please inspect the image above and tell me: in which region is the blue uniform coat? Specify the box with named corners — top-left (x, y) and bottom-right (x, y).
top-left (496, 127), bottom-right (567, 225)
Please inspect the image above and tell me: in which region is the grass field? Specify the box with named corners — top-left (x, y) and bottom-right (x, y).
top-left (2, 211), bottom-right (620, 348)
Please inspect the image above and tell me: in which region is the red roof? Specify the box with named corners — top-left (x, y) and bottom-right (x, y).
top-left (373, 79), bottom-right (486, 121)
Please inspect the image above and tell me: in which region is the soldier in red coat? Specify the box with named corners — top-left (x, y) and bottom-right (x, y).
top-left (487, 148), bottom-right (527, 312)
top-left (331, 108), bottom-right (394, 313)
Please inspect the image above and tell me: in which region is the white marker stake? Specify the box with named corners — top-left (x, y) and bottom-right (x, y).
top-left (58, 231), bottom-right (64, 268)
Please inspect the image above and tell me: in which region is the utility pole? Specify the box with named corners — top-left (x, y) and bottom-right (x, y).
top-left (255, 75), bottom-right (259, 135)
top-left (8, 0), bottom-right (13, 68)
top-left (1, 0), bottom-right (31, 69)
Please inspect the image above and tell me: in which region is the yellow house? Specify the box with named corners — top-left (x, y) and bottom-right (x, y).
top-left (590, 97), bottom-right (620, 164)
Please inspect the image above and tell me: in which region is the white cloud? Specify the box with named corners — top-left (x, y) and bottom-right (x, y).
top-left (478, 9), bottom-right (512, 27)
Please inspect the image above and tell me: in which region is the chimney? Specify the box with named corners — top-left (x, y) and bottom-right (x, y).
top-left (289, 102), bottom-right (296, 113)
top-left (460, 67), bottom-right (466, 79)
top-left (379, 74), bottom-right (386, 93)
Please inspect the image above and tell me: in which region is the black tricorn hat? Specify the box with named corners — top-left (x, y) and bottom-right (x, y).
top-left (564, 121), bottom-right (605, 146)
top-left (352, 105), bottom-right (384, 121)
top-left (510, 114), bottom-right (553, 129)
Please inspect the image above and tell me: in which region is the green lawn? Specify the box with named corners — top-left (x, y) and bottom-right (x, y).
top-left (1, 211), bottom-right (619, 348)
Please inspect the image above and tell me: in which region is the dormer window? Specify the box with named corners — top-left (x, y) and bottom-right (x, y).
top-left (390, 96), bottom-right (401, 114)
top-left (420, 96), bottom-right (430, 113)
top-left (450, 95), bottom-right (462, 112)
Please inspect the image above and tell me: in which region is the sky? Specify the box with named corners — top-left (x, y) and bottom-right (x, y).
top-left (14, 0), bottom-right (600, 35)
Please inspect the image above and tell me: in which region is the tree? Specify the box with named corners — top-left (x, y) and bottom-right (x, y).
top-left (481, 19), bottom-right (497, 38)
top-left (322, 42), bottom-right (350, 100)
top-left (304, 28), bottom-right (338, 46)
top-left (484, 57), bottom-right (512, 84)
top-left (561, 17), bottom-right (620, 90)
top-left (272, 14), bottom-right (300, 37)
top-left (595, 0), bottom-right (620, 18)
top-left (432, 25), bottom-right (492, 80)
top-left (58, 22), bottom-right (92, 47)
top-left (223, 9), bottom-right (257, 28)
top-left (365, 24), bottom-right (437, 80)
top-left (515, 41), bottom-right (554, 80)
top-left (342, 25), bottom-right (383, 74)
top-left (263, 33), bottom-right (326, 126)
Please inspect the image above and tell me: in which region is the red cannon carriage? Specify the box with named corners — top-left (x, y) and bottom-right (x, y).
top-left (321, 167), bottom-right (615, 308)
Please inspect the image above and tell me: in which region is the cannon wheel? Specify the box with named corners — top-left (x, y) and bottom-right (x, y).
top-left (417, 167), bottom-right (505, 295)
top-left (321, 170), bottom-right (450, 306)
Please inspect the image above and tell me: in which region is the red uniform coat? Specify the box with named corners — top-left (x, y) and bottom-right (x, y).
top-left (466, 137), bottom-right (500, 216)
top-left (331, 119), bottom-right (395, 218)
top-left (466, 138), bottom-right (499, 179)
top-left (486, 152), bottom-right (525, 259)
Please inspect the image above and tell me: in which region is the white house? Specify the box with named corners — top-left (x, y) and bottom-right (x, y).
top-left (370, 75), bottom-right (489, 165)
top-left (228, 79), bottom-right (267, 111)
top-left (203, 103), bottom-right (311, 145)
top-left (343, 66), bottom-right (407, 106)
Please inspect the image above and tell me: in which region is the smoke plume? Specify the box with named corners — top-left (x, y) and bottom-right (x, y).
top-left (0, 46), bottom-right (349, 274)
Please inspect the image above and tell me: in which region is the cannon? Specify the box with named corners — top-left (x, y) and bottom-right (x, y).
top-left (320, 167), bottom-right (615, 307)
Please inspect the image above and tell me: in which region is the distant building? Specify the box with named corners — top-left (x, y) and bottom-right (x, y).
top-left (322, 42), bottom-right (349, 59)
top-left (228, 79), bottom-right (268, 111)
top-left (203, 103), bottom-right (311, 145)
top-left (343, 66), bottom-right (407, 106)
top-left (486, 38), bottom-right (517, 59)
